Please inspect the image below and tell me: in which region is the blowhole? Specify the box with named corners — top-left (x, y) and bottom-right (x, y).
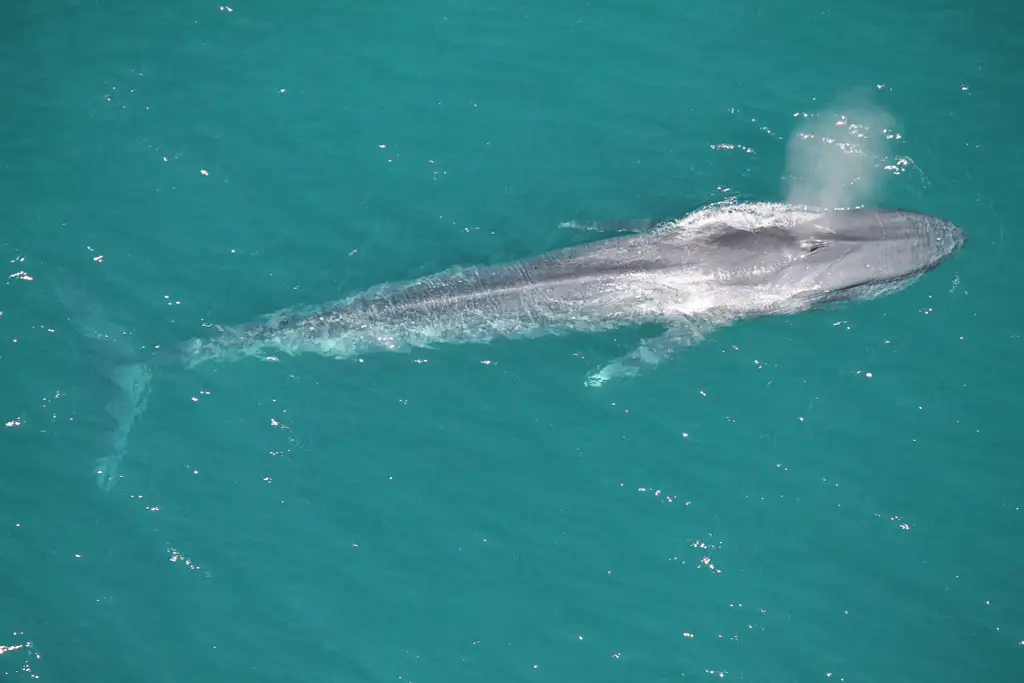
top-left (802, 238), bottom-right (827, 254)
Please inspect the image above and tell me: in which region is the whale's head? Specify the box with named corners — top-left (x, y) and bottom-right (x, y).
top-left (783, 208), bottom-right (967, 303)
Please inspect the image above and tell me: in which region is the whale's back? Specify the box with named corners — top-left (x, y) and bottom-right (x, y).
top-left (347, 232), bottom-right (677, 316)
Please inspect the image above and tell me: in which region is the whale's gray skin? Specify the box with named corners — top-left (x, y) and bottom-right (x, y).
top-left (181, 201), bottom-right (967, 386)
top-left (62, 200), bottom-right (966, 489)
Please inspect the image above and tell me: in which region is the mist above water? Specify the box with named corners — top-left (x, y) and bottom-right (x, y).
top-left (782, 95), bottom-right (898, 210)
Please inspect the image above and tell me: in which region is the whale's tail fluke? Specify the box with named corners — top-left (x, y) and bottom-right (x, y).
top-left (53, 273), bottom-right (152, 491)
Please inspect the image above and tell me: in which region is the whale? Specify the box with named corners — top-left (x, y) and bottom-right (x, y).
top-left (179, 201), bottom-right (967, 378)
top-left (58, 200), bottom-right (967, 489)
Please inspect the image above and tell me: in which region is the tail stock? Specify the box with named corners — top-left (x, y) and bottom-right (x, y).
top-left (52, 272), bottom-right (153, 490)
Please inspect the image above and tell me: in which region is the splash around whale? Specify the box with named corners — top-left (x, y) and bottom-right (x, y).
top-left (60, 200), bottom-right (967, 489)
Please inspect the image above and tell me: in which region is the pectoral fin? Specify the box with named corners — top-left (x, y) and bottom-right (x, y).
top-left (584, 318), bottom-right (722, 387)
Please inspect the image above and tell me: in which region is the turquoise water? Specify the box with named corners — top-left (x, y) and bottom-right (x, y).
top-left (2, 1), bottom-right (1022, 681)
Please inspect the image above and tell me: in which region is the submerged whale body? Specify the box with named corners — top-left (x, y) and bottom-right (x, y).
top-left (61, 200), bottom-right (967, 489)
